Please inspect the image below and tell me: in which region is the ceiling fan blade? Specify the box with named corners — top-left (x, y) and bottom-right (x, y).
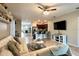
top-left (38, 6), bottom-right (45, 11)
top-left (47, 9), bottom-right (56, 11)
top-left (37, 3), bottom-right (57, 11)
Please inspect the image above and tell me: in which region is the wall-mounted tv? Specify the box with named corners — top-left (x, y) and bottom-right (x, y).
top-left (54, 20), bottom-right (66, 30)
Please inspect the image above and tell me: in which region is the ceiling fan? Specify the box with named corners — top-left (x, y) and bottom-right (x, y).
top-left (37, 3), bottom-right (56, 11)
top-left (37, 3), bottom-right (56, 15)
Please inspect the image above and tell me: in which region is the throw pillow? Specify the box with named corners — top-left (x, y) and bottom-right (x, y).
top-left (14, 37), bottom-right (21, 44)
top-left (7, 41), bottom-right (20, 56)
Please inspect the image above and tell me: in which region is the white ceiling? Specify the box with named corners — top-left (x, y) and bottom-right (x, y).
top-left (6, 3), bottom-right (79, 21)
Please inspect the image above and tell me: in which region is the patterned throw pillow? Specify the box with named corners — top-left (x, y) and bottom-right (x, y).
top-left (7, 41), bottom-right (20, 56)
top-left (14, 37), bottom-right (21, 44)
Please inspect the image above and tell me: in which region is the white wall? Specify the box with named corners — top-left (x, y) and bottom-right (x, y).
top-left (77, 17), bottom-right (79, 47)
top-left (52, 10), bottom-right (79, 47)
top-left (15, 20), bottom-right (21, 37)
top-left (10, 20), bottom-right (15, 37)
top-left (0, 22), bottom-right (10, 39)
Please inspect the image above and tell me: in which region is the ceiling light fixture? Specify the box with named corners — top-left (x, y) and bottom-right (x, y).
top-left (43, 11), bottom-right (49, 15)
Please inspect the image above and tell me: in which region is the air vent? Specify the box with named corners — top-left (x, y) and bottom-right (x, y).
top-left (76, 7), bottom-right (79, 9)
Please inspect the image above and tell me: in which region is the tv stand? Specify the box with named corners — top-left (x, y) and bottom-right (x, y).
top-left (52, 34), bottom-right (67, 45)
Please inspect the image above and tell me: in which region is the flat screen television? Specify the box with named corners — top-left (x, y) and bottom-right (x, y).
top-left (54, 20), bottom-right (66, 30)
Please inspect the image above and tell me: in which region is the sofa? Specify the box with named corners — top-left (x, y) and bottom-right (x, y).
top-left (0, 36), bottom-right (72, 56)
top-left (0, 36), bottom-right (29, 56)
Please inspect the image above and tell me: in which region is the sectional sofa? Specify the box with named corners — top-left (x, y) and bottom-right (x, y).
top-left (0, 36), bottom-right (72, 56)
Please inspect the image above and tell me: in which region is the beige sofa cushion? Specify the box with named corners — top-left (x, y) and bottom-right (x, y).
top-left (0, 36), bottom-right (15, 49)
top-left (7, 41), bottom-right (20, 56)
top-left (0, 47), bottom-right (13, 56)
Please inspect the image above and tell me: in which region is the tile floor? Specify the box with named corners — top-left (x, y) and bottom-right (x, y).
top-left (69, 45), bottom-right (79, 56)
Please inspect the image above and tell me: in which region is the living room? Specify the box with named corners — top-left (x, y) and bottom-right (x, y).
top-left (0, 3), bottom-right (79, 56)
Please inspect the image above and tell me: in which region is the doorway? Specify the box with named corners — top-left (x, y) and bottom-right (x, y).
top-left (21, 21), bottom-right (32, 43)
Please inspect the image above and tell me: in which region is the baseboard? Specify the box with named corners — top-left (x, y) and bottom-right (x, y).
top-left (76, 44), bottom-right (79, 47)
top-left (68, 43), bottom-right (77, 47)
